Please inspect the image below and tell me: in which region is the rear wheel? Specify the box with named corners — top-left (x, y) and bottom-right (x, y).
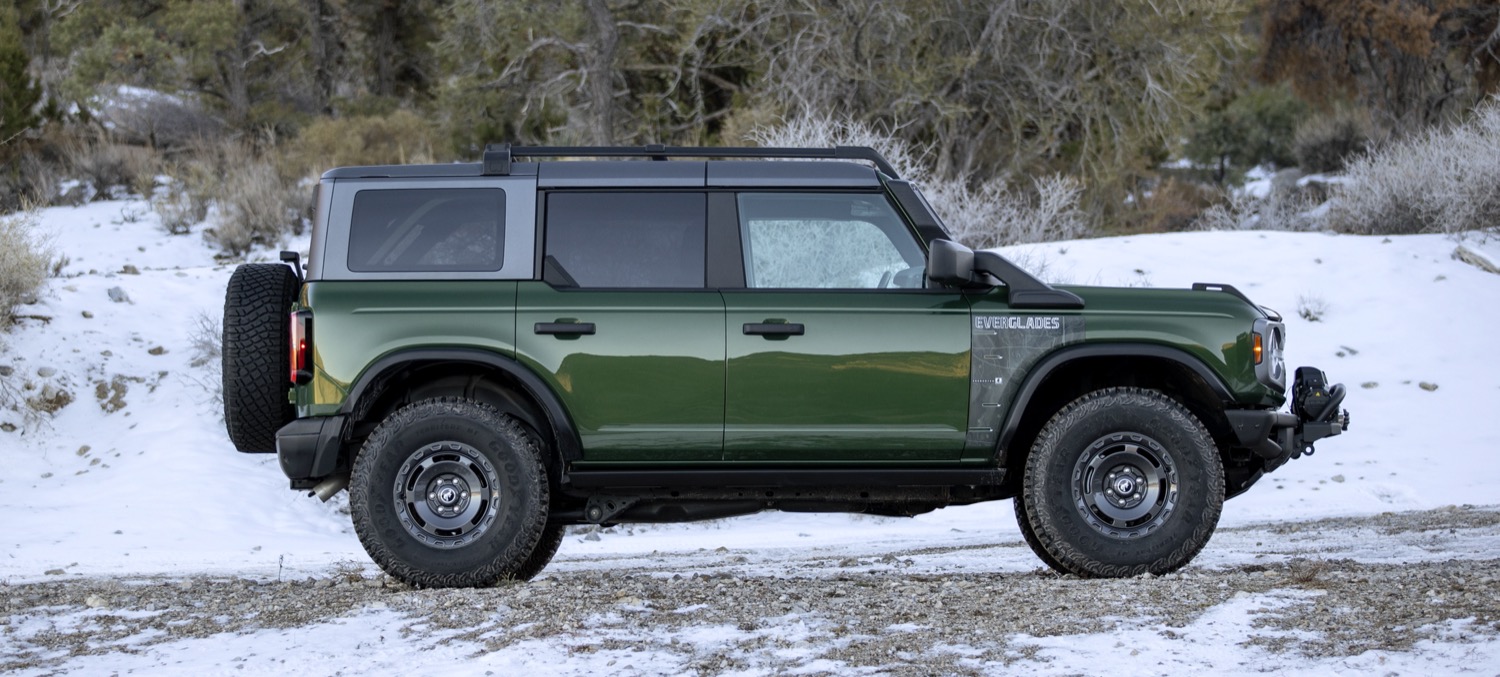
top-left (222, 263), bottom-right (299, 453)
top-left (350, 398), bottom-right (549, 588)
top-left (1020, 387), bottom-right (1223, 578)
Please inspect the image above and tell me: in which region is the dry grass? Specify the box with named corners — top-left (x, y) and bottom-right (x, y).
top-left (285, 110), bottom-right (438, 178)
top-left (1118, 179), bottom-right (1221, 235)
top-left (165, 139), bottom-right (307, 255)
top-left (0, 206), bottom-right (54, 329)
top-left (59, 132), bottom-right (161, 199)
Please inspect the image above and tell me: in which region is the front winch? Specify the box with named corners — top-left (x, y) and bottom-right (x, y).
top-left (1289, 366), bottom-right (1349, 458)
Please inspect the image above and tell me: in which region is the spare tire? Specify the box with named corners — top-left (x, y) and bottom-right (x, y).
top-left (222, 263), bottom-right (300, 453)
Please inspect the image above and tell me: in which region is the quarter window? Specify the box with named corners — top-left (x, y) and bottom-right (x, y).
top-left (348, 188), bottom-right (505, 272)
top-left (738, 193), bottom-right (926, 289)
top-left (545, 192), bottom-right (707, 288)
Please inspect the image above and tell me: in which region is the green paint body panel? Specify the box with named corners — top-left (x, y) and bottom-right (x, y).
top-left (1057, 286), bottom-right (1282, 407)
top-left (297, 280), bottom-right (519, 417)
top-left (515, 283), bottom-right (725, 462)
top-left (723, 290), bottom-right (971, 462)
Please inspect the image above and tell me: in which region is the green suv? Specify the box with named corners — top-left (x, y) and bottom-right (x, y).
top-left (221, 145), bottom-right (1349, 588)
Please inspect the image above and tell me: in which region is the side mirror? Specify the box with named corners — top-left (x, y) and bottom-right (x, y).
top-left (926, 238), bottom-right (974, 286)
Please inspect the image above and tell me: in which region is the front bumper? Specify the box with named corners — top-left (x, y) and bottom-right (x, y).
top-left (1226, 366), bottom-right (1350, 473)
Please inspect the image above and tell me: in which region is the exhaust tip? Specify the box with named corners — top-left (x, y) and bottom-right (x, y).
top-left (311, 474), bottom-right (350, 502)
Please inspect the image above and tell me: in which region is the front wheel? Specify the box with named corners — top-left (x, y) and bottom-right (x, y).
top-left (1019, 387), bottom-right (1223, 578)
top-left (350, 398), bottom-right (549, 588)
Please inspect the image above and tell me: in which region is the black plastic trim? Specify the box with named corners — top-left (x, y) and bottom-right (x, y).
top-left (884, 179), bottom-right (951, 246)
top-left (743, 322), bottom-right (804, 336)
top-left (535, 322), bottom-right (596, 335)
top-left (340, 348), bottom-right (584, 462)
top-left (508, 145), bottom-right (902, 179)
top-left (997, 344), bottom-right (1237, 453)
top-left (275, 414), bottom-right (346, 481)
top-left (482, 143), bottom-right (512, 175)
top-left (972, 251), bottom-right (1085, 309)
top-left (1192, 282), bottom-right (1261, 314)
top-left (564, 467), bottom-right (1004, 490)
top-left (706, 192), bottom-right (746, 288)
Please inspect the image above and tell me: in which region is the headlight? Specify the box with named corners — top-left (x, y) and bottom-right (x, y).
top-left (1253, 318), bottom-right (1286, 391)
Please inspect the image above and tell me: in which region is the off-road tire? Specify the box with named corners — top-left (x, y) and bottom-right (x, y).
top-left (512, 521), bottom-right (567, 582)
top-left (1013, 494), bottom-right (1066, 573)
top-left (350, 398), bottom-right (549, 588)
top-left (222, 263), bottom-right (299, 453)
top-left (1020, 387), bottom-right (1223, 578)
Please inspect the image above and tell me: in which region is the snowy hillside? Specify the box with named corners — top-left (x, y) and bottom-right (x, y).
top-left (2, 198), bottom-right (1498, 674)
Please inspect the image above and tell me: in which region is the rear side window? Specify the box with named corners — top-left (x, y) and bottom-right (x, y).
top-left (545, 192), bottom-right (706, 288)
top-left (348, 188), bottom-right (505, 272)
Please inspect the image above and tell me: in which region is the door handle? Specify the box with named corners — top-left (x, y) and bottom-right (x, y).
top-left (535, 322), bottom-right (596, 335)
top-left (743, 322), bottom-right (804, 337)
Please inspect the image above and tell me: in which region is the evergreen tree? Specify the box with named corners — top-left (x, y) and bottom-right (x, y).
top-left (0, 5), bottom-right (41, 145)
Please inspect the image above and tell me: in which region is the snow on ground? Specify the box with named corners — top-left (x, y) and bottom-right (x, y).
top-left (2, 197), bottom-right (1498, 673)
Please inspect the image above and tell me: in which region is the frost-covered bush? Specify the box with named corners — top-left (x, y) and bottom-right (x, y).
top-left (1195, 187), bottom-right (1317, 232)
top-left (0, 207), bottom-right (53, 327)
top-left (1326, 99), bottom-right (1500, 236)
top-left (750, 114), bottom-right (1089, 248)
top-left (150, 181), bottom-right (208, 235)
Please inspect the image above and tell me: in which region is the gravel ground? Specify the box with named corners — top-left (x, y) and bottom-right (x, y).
top-left (5, 506), bottom-right (1499, 675)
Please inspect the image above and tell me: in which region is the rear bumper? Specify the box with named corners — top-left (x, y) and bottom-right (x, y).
top-left (275, 415), bottom-right (346, 483)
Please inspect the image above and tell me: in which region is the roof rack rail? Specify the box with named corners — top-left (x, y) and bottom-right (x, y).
top-left (480, 143), bottom-right (901, 179)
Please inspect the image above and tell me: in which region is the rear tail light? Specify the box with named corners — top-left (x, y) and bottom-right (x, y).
top-left (290, 309), bottom-right (313, 385)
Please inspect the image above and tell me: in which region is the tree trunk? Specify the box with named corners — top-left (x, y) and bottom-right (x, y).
top-left (580, 0), bottom-right (617, 145)
top-left (303, 0), bottom-right (336, 115)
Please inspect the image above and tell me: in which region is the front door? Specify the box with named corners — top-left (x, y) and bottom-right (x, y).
top-left (723, 192), bottom-right (971, 462)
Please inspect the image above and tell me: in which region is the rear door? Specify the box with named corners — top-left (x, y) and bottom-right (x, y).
top-left (515, 191), bottom-right (725, 463)
top-left (722, 192), bottom-right (971, 462)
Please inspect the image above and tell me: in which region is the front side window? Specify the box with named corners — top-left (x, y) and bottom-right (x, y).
top-left (545, 192), bottom-right (707, 288)
top-left (348, 188), bottom-right (505, 272)
top-left (738, 193), bottom-right (926, 289)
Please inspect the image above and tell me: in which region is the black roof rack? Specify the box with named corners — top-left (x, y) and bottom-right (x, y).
top-left (481, 143), bottom-right (901, 179)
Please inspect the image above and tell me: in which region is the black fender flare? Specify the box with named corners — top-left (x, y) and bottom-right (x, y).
top-left (997, 343), bottom-right (1237, 455)
top-left (340, 348), bottom-right (583, 462)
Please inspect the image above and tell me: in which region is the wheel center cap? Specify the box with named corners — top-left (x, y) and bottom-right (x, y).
top-left (437, 486), bottom-right (460, 505)
top-left (1114, 477), bottom-right (1136, 495)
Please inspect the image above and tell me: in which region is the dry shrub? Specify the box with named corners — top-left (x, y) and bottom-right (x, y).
top-left (167, 139), bottom-right (307, 254)
top-left (287, 110), bottom-right (438, 176)
top-left (60, 132), bottom-right (161, 199)
top-left (183, 310), bottom-right (224, 407)
top-left (1294, 108), bottom-right (1371, 173)
top-left (1326, 98), bottom-right (1500, 236)
top-left (150, 181), bottom-right (208, 235)
top-left (751, 113), bottom-right (1090, 248)
top-left (1118, 179), bottom-right (1221, 234)
top-left (0, 206), bottom-right (54, 328)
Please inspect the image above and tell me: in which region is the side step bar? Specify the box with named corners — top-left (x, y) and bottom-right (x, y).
top-left (564, 467), bottom-right (1006, 490)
